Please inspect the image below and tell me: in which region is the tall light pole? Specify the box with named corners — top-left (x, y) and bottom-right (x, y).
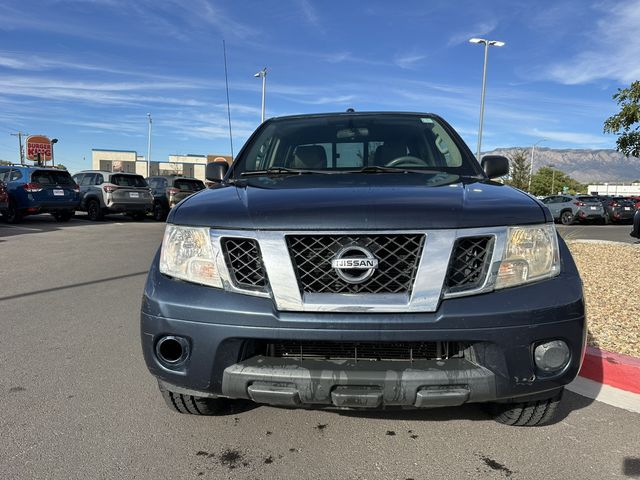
top-left (550, 164), bottom-right (557, 195)
top-left (146, 113), bottom-right (152, 177)
top-left (469, 38), bottom-right (505, 160)
top-left (528, 138), bottom-right (547, 192)
top-left (254, 67), bottom-right (267, 123)
top-left (50, 138), bottom-right (58, 167)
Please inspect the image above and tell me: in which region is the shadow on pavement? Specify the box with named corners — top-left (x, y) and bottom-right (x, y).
top-left (0, 213), bottom-right (156, 238)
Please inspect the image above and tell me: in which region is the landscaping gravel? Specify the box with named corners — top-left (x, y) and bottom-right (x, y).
top-left (567, 240), bottom-right (640, 358)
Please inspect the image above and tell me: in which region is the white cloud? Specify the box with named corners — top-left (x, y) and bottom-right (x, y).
top-left (293, 0), bottom-right (320, 27)
top-left (447, 19), bottom-right (498, 46)
top-left (524, 128), bottom-right (610, 147)
top-left (545, 0), bottom-right (640, 84)
top-left (393, 53), bottom-right (426, 70)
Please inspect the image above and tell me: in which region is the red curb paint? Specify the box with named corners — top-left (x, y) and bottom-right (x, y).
top-left (579, 346), bottom-right (640, 394)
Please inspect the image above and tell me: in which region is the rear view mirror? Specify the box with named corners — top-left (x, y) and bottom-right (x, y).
top-left (206, 162), bottom-right (229, 183)
top-left (481, 155), bottom-right (509, 179)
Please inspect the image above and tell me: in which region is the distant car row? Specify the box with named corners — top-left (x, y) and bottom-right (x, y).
top-left (540, 194), bottom-right (638, 225)
top-left (0, 164), bottom-right (205, 223)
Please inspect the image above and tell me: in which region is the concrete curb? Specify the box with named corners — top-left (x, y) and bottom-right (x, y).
top-left (578, 346), bottom-right (640, 394)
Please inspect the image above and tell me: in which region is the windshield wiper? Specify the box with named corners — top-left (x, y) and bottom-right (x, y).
top-left (353, 166), bottom-right (444, 175)
top-left (240, 167), bottom-right (329, 177)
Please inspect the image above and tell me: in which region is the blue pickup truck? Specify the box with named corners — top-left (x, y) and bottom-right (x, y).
top-left (0, 165), bottom-right (80, 223)
top-left (140, 112), bottom-right (586, 426)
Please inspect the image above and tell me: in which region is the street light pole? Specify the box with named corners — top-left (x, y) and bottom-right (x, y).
top-left (254, 67), bottom-right (267, 123)
top-left (146, 113), bottom-right (152, 177)
top-left (528, 138), bottom-right (547, 192)
top-left (51, 138), bottom-right (58, 167)
top-left (469, 38), bottom-right (505, 161)
top-left (551, 166), bottom-right (557, 195)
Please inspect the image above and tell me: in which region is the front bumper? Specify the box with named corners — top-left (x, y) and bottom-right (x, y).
top-left (140, 241), bottom-right (586, 408)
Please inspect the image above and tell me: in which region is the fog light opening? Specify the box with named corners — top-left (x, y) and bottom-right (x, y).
top-left (534, 340), bottom-right (570, 373)
top-left (156, 336), bottom-right (188, 365)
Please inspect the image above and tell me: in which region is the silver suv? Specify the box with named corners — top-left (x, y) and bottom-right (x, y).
top-left (541, 194), bottom-right (605, 225)
top-left (72, 170), bottom-right (153, 221)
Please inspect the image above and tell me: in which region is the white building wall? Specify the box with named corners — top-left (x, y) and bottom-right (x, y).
top-left (588, 184), bottom-right (640, 196)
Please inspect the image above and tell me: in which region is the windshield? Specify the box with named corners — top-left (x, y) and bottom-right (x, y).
top-left (110, 174), bottom-right (148, 187)
top-left (174, 179), bottom-right (205, 191)
top-left (31, 170), bottom-right (75, 185)
top-left (232, 115), bottom-right (480, 178)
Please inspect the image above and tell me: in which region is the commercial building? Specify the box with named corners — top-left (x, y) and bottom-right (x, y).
top-left (91, 150), bottom-right (232, 182)
top-left (588, 183), bottom-right (640, 196)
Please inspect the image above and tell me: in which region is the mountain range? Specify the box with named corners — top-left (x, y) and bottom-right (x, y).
top-left (483, 148), bottom-right (640, 184)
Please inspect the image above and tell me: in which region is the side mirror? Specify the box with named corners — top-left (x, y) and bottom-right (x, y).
top-left (206, 162), bottom-right (229, 182)
top-left (481, 155), bottom-right (509, 179)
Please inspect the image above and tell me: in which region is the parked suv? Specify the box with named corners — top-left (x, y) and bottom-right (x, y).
top-left (0, 165), bottom-right (79, 223)
top-left (0, 178), bottom-right (8, 213)
top-left (141, 112), bottom-right (586, 426)
top-left (601, 196), bottom-right (636, 224)
top-left (541, 194), bottom-right (605, 225)
top-left (72, 170), bottom-right (153, 221)
top-left (146, 175), bottom-right (205, 221)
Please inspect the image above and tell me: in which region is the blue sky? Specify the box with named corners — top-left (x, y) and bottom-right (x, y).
top-left (0, 0), bottom-right (637, 172)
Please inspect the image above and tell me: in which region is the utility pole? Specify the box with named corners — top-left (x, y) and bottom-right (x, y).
top-left (528, 139), bottom-right (546, 192)
top-left (10, 132), bottom-right (28, 164)
top-left (146, 113), bottom-right (152, 177)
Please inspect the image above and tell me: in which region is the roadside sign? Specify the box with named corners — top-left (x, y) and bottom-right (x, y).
top-left (25, 135), bottom-right (52, 162)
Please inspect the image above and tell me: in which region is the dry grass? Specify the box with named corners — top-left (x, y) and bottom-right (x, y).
top-left (567, 241), bottom-right (640, 358)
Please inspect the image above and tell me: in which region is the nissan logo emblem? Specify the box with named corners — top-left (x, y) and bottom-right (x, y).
top-left (331, 246), bottom-right (379, 284)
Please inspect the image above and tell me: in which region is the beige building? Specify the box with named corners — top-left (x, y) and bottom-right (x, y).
top-left (91, 149), bottom-right (147, 176)
top-left (91, 149), bottom-right (233, 181)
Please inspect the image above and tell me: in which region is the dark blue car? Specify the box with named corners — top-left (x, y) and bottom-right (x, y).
top-left (0, 165), bottom-right (80, 223)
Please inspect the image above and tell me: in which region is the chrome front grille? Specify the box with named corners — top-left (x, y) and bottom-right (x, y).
top-left (286, 234), bottom-right (425, 294)
top-left (445, 236), bottom-right (494, 293)
top-left (222, 238), bottom-right (268, 291)
top-left (265, 341), bottom-right (465, 362)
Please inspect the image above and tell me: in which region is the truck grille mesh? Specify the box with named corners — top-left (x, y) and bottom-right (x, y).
top-left (286, 234), bottom-right (425, 294)
top-left (265, 341), bottom-right (464, 362)
top-left (222, 238), bottom-right (268, 291)
top-left (445, 236), bottom-right (494, 292)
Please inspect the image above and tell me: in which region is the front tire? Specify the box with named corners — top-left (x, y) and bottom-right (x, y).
top-left (87, 200), bottom-right (104, 221)
top-left (153, 202), bottom-right (167, 222)
top-left (159, 383), bottom-right (227, 415)
top-left (489, 389), bottom-right (563, 426)
top-left (5, 201), bottom-right (22, 224)
top-left (560, 211), bottom-right (574, 225)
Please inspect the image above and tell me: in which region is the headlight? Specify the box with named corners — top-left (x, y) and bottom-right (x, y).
top-left (495, 224), bottom-right (560, 289)
top-left (159, 225), bottom-right (222, 288)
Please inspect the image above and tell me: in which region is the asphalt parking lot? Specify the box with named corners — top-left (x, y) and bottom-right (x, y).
top-left (1, 216), bottom-right (639, 480)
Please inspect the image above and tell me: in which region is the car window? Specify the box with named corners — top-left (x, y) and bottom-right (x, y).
top-left (31, 170), bottom-right (74, 185)
top-left (148, 178), bottom-right (159, 189)
top-left (562, 197), bottom-right (573, 202)
top-left (6, 169), bottom-right (22, 181)
top-left (81, 174), bottom-right (96, 186)
top-left (233, 114), bottom-right (476, 176)
top-left (110, 174), bottom-right (147, 187)
top-left (95, 174), bottom-right (104, 185)
top-left (173, 179), bottom-right (205, 191)
top-left (72, 174), bottom-right (82, 184)
top-left (577, 196), bottom-right (599, 203)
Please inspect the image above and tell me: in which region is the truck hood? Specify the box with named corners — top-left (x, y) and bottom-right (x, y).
top-left (169, 173), bottom-right (550, 230)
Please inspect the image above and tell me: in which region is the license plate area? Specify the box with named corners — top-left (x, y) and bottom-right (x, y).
top-left (53, 189), bottom-right (64, 196)
top-left (129, 192), bottom-right (139, 198)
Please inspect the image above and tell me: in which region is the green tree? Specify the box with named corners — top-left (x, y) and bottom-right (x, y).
top-left (604, 80), bottom-right (640, 157)
top-left (0, 160), bottom-right (12, 166)
top-left (504, 149), bottom-right (530, 190)
top-left (530, 166), bottom-right (585, 196)
top-left (54, 164), bottom-right (67, 170)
